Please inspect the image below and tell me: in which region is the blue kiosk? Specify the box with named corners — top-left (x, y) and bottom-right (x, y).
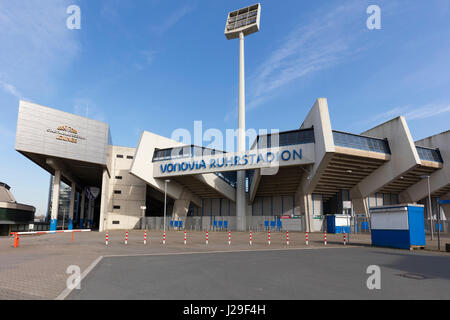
top-left (326, 214), bottom-right (351, 234)
top-left (370, 204), bottom-right (426, 250)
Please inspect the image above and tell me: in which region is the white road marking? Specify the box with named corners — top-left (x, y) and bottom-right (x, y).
top-left (55, 255), bottom-right (104, 300)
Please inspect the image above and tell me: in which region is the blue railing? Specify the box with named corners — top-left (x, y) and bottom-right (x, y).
top-left (416, 146), bottom-right (443, 163)
top-left (332, 131), bottom-right (391, 154)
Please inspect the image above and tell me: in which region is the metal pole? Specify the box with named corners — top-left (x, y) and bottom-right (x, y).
top-left (427, 176), bottom-right (434, 240)
top-left (62, 208), bottom-right (65, 230)
top-left (236, 31), bottom-right (246, 232)
top-left (347, 209), bottom-right (350, 244)
top-left (437, 200), bottom-right (441, 251)
top-left (164, 181), bottom-right (167, 235)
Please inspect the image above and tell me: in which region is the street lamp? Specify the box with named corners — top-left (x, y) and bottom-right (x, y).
top-left (420, 175), bottom-right (434, 240)
top-left (164, 180), bottom-right (170, 235)
top-left (225, 3), bottom-right (261, 231)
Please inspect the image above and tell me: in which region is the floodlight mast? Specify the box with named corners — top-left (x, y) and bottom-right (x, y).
top-left (225, 3), bottom-right (261, 231)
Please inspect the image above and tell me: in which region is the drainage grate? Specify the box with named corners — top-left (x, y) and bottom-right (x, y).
top-left (396, 273), bottom-right (427, 280)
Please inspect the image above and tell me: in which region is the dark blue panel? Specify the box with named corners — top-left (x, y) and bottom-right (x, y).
top-left (335, 226), bottom-right (351, 234)
top-left (326, 215), bottom-right (336, 233)
top-left (371, 230), bottom-right (411, 249)
top-left (407, 206), bottom-right (426, 246)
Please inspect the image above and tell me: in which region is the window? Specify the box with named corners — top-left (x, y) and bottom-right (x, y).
top-left (116, 154), bottom-right (123, 158)
top-left (115, 176), bottom-right (122, 180)
top-left (126, 155), bottom-right (133, 159)
top-left (113, 205), bottom-right (120, 209)
top-left (114, 190), bottom-right (122, 194)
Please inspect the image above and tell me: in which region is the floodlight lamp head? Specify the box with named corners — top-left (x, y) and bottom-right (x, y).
top-left (224, 3), bottom-right (261, 40)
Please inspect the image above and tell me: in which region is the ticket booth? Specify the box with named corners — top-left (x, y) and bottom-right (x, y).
top-left (370, 204), bottom-right (426, 250)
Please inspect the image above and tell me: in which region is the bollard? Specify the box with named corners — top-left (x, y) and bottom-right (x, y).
top-left (250, 231), bottom-right (252, 246)
top-left (324, 232), bottom-right (327, 246)
top-left (13, 233), bottom-right (19, 248)
top-left (268, 231), bottom-right (271, 245)
top-left (206, 230), bottom-right (209, 245)
top-left (71, 231), bottom-right (74, 243)
top-left (184, 230), bottom-right (187, 245)
top-left (105, 231), bottom-right (109, 246)
top-left (343, 233), bottom-right (346, 246)
top-left (125, 231), bottom-right (128, 245)
top-left (163, 231), bottom-right (166, 244)
top-left (306, 232), bottom-right (309, 246)
top-left (144, 230), bottom-right (147, 245)
top-left (286, 231), bottom-right (289, 246)
top-left (228, 230), bottom-right (231, 245)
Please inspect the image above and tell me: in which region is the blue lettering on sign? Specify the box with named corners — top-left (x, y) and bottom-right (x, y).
top-left (159, 148), bottom-right (304, 174)
top-left (256, 154), bottom-right (264, 164)
top-left (281, 150), bottom-right (291, 161)
top-left (242, 154), bottom-right (249, 165)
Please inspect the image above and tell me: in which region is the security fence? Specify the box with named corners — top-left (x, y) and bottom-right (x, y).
top-left (424, 219), bottom-right (449, 235)
top-left (142, 216), bottom-right (306, 232)
top-left (141, 216), bottom-right (450, 234)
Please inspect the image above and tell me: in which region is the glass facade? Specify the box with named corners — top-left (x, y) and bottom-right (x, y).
top-left (332, 131), bottom-right (391, 154)
top-left (416, 146), bottom-right (443, 163)
top-left (46, 176), bottom-right (80, 229)
top-left (152, 145), bottom-right (225, 162)
top-left (255, 128), bottom-right (315, 149)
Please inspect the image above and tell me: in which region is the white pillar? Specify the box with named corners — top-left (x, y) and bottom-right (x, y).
top-left (79, 190), bottom-right (86, 228)
top-left (68, 181), bottom-right (76, 230)
top-left (50, 170), bottom-right (61, 231)
top-left (99, 168), bottom-right (109, 232)
top-left (304, 194), bottom-right (313, 233)
top-left (236, 31), bottom-right (247, 231)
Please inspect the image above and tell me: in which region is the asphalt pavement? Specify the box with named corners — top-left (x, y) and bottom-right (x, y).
top-left (67, 247), bottom-right (450, 300)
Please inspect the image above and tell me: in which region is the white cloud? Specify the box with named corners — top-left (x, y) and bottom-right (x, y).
top-left (133, 49), bottom-right (157, 70)
top-left (0, 0), bottom-right (80, 98)
top-left (404, 104), bottom-right (450, 120)
top-left (151, 5), bottom-right (194, 35)
top-left (356, 103), bottom-right (450, 129)
top-left (245, 3), bottom-right (365, 112)
top-left (0, 80), bottom-right (22, 99)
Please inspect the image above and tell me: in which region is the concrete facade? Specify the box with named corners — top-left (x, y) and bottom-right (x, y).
top-left (103, 146), bottom-right (146, 231)
top-left (14, 99), bottom-right (450, 232)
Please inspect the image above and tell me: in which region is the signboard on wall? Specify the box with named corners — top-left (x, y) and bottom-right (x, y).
top-left (343, 201), bottom-right (352, 209)
top-left (153, 144), bottom-right (315, 178)
top-left (15, 100), bottom-right (109, 165)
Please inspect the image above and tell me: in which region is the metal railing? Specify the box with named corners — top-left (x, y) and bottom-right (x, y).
top-left (141, 216), bottom-right (306, 232)
top-left (424, 219), bottom-right (449, 234)
top-left (140, 216), bottom-right (450, 234)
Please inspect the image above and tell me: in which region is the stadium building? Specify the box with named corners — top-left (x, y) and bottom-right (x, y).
top-left (14, 99), bottom-right (450, 232)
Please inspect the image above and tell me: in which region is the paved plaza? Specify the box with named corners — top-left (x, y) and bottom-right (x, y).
top-left (0, 230), bottom-right (448, 299)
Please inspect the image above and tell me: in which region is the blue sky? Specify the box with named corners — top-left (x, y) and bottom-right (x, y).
top-left (1, 0), bottom-right (450, 216)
